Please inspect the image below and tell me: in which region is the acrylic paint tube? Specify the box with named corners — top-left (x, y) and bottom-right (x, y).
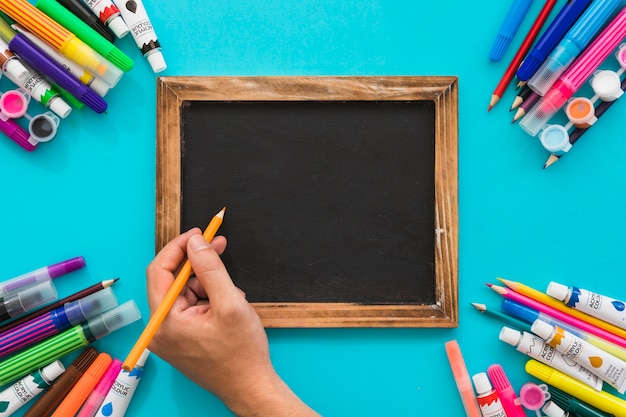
top-left (116, 0), bottom-right (166, 72)
top-left (471, 372), bottom-right (507, 417)
top-left (499, 327), bottom-right (603, 390)
top-left (0, 360), bottom-right (65, 415)
top-left (548, 281), bottom-right (626, 330)
top-left (94, 349), bottom-right (149, 417)
top-left (532, 319), bottom-right (626, 394)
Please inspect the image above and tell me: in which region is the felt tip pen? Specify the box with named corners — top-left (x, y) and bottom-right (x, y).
top-left (548, 281), bottom-right (626, 330)
top-left (116, 0), bottom-right (166, 73)
top-left (0, 301), bottom-right (140, 386)
top-left (0, 256), bottom-right (84, 298)
top-left (36, 0), bottom-right (132, 76)
top-left (526, 359), bottom-right (626, 416)
top-left (0, 360), bottom-right (65, 415)
top-left (0, 280), bottom-right (58, 323)
top-left (520, 6), bottom-right (626, 136)
top-left (532, 319), bottom-right (626, 394)
top-left (0, 287), bottom-right (118, 359)
top-left (516, 0), bottom-right (593, 82)
top-left (56, 0), bottom-right (116, 43)
top-left (77, 359), bottom-right (122, 417)
top-left (8, 33), bottom-right (108, 113)
top-left (82, 0), bottom-right (129, 38)
top-left (13, 24), bottom-right (110, 96)
top-left (487, 364), bottom-right (526, 417)
top-left (549, 386), bottom-right (611, 417)
top-left (444, 340), bottom-right (482, 417)
top-left (489, 0), bottom-right (534, 61)
top-left (528, 0), bottom-right (622, 96)
top-left (0, 112), bottom-right (35, 150)
top-left (0, 0), bottom-right (122, 85)
top-left (95, 349), bottom-right (149, 417)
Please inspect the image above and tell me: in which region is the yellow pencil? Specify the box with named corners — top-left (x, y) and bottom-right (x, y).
top-left (497, 278), bottom-right (626, 341)
top-left (122, 207), bottom-right (226, 371)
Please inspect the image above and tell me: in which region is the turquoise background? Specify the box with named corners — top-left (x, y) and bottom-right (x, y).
top-left (2, 0), bottom-right (626, 415)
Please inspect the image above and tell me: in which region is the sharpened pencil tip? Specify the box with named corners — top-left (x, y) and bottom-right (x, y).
top-left (485, 282), bottom-right (493, 287)
top-left (470, 302), bottom-right (486, 312)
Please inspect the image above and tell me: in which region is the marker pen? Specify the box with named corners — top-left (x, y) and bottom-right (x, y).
top-left (499, 326), bottom-right (603, 390)
top-left (471, 372), bottom-right (507, 417)
top-left (486, 364), bottom-right (526, 417)
top-left (117, 0), bottom-right (166, 73)
top-left (0, 288), bottom-right (118, 359)
top-left (0, 360), bottom-right (65, 415)
top-left (0, 280), bottom-right (58, 323)
top-left (548, 385), bottom-right (612, 417)
top-left (548, 281), bottom-right (626, 330)
top-left (95, 349), bottom-right (149, 417)
top-left (532, 319), bottom-right (626, 394)
top-left (0, 256), bottom-right (84, 297)
top-left (0, 301), bottom-right (140, 386)
top-left (36, 0), bottom-right (132, 75)
top-left (13, 24), bottom-right (110, 96)
top-left (516, 0), bottom-right (593, 82)
top-left (82, 0), bottom-right (129, 38)
top-left (0, 112), bottom-right (34, 151)
top-left (528, 0), bottom-right (622, 95)
top-left (77, 359), bottom-right (122, 417)
top-left (488, 0), bottom-right (534, 62)
top-left (444, 340), bottom-right (482, 417)
top-left (56, 0), bottom-right (116, 43)
top-left (520, 6), bottom-right (626, 136)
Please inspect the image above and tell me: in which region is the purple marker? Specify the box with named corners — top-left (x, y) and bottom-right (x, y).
top-left (8, 34), bottom-right (107, 113)
top-left (0, 256), bottom-right (85, 297)
top-left (0, 114), bottom-right (35, 151)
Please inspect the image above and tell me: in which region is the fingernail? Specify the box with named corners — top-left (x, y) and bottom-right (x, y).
top-left (189, 235), bottom-right (210, 251)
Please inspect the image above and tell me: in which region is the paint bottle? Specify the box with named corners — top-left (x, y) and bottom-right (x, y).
top-left (531, 319), bottom-right (626, 394)
top-left (0, 360), bottom-right (65, 415)
top-left (564, 97), bottom-right (597, 128)
top-left (499, 327), bottom-right (603, 390)
top-left (539, 124), bottom-right (572, 155)
top-left (471, 372), bottom-right (507, 417)
top-left (590, 70), bottom-right (624, 102)
top-left (94, 349), bottom-right (149, 417)
top-left (547, 281), bottom-right (626, 330)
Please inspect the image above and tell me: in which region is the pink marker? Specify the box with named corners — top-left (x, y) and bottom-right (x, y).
top-left (487, 364), bottom-right (526, 417)
top-left (75, 359), bottom-right (122, 417)
top-left (520, 6), bottom-right (626, 136)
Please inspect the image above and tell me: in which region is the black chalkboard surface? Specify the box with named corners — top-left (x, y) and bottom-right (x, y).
top-left (156, 76), bottom-right (458, 327)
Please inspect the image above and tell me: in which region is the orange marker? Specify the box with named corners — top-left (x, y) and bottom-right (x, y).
top-left (50, 352), bottom-right (112, 417)
top-left (122, 207), bottom-right (226, 371)
top-left (445, 340), bottom-right (482, 417)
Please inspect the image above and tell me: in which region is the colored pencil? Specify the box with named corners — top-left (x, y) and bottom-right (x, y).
top-left (488, 0), bottom-right (558, 111)
top-left (510, 84), bottom-right (533, 110)
top-left (512, 90), bottom-right (540, 122)
top-left (122, 207), bottom-right (226, 371)
top-left (470, 302), bottom-right (531, 331)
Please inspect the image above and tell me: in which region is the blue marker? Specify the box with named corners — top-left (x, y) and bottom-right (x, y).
top-left (529, 0), bottom-right (622, 95)
top-left (516, 0), bottom-right (593, 82)
top-left (489, 0), bottom-right (534, 61)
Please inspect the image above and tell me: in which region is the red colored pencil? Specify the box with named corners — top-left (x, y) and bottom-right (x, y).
top-left (488, 0), bottom-right (558, 111)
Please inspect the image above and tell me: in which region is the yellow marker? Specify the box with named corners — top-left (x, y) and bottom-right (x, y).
top-left (122, 207), bottom-right (226, 371)
top-left (525, 359), bottom-right (626, 416)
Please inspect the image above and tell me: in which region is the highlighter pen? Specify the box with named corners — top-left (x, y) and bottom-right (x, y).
top-left (0, 280), bottom-right (58, 323)
top-left (516, 0), bottom-right (593, 82)
top-left (0, 0), bottom-right (122, 86)
top-left (489, 0), bottom-right (534, 61)
top-left (548, 386), bottom-right (612, 417)
top-left (444, 340), bottom-right (482, 417)
top-left (0, 256), bottom-right (84, 297)
top-left (526, 359), bottom-right (626, 416)
top-left (487, 364), bottom-right (526, 417)
top-left (0, 360), bottom-right (65, 415)
top-left (14, 24), bottom-right (110, 96)
top-left (8, 33), bottom-right (108, 113)
top-left (24, 347), bottom-right (99, 417)
top-left (50, 352), bottom-right (113, 417)
top-left (529, 0), bottom-right (622, 96)
top-left (0, 301), bottom-right (140, 386)
top-left (56, 0), bottom-right (115, 43)
top-left (0, 288), bottom-right (118, 359)
top-left (520, 6), bottom-right (626, 136)
top-left (82, 0), bottom-right (128, 39)
top-left (36, 0), bottom-right (132, 75)
top-left (0, 111), bottom-right (35, 150)
top-left (77, 359), bottom-right (122, 417)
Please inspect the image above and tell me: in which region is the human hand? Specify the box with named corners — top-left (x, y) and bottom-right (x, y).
top-left (146, 229), bottom-right (319, 417)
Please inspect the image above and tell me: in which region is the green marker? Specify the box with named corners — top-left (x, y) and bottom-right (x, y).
top-left (35, 0), bottom-right (133, 81)
top-left (0, 360), bottom-right (64, 415)
top-left (0, 301), bottom-right (140, 386)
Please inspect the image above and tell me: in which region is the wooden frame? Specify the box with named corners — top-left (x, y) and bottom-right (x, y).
top-left (156, 76), bottom-right (458, 328)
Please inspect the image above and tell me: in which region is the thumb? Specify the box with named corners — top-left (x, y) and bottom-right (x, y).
top-left (187, 234), bottom-right (238, 301)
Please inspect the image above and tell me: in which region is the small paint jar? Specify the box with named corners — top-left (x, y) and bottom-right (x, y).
top-left (519, 382), bottom-right (550, 411)
top-left (590, 70), bottom-right (623, 102)
top-left (540, 124), bottom-right (571, 156)
top-left (0, 88), bottom-right (30, 118)
top-left (28, 111), bottom-right (60, 143)
top-left (617, 43), bottom-right (626, 71)
top-left (565, 97), bottom-right (597, 128)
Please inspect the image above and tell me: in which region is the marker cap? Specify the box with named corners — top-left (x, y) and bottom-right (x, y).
top-left (65, 287), bottom-right (118, 326)
top-left (40, 360), bottom-right (65, 384)
top-left (5, 280), bottom-right (58, 317)
top-left (591, 70), bottom-right (624, 102)
top-left (499, 326), bottom-right (522, 346)
top-left (542, 400), bottom-right (566, 417)
top-left (86, 300), bottom-right (141, 340)
top-left (108, 16), bottom-right (129, 38)
top-left (48, 97), bottom-right (72, 119)
top-left (147, 50), bottom-right (167, 73)
top-left (48, 256), bottom-right (86, 278)
top-left (531, 319), bottom-right (554, 340)
top-left (528, 41), bottom-right (579, 96)
top-left (88, 76), bottom-right (110, 97)
top-left (471, 372), bottom-right (493, 395)
top-left (546, 282), bottom-right (569, 301)
top-left (539, 124), bottom-right (571, 155)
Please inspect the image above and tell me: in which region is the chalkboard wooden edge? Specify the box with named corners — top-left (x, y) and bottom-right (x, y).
top-left (155, 76), bottom-right (459, 328)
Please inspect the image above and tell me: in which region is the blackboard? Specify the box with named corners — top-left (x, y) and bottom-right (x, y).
top-left (156, 76), bottom-right (458, 327)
